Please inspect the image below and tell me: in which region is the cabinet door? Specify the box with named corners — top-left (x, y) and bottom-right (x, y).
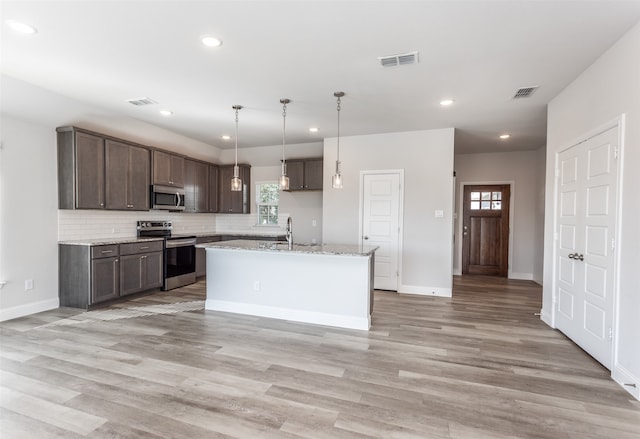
top-left (184, 159), bottom-right (197, 212)
top-left (304, 159), bottom-right (323, 190)
top-left (195, 162), bottom-right (209, 212)
top-left (91, 257), bottom-right (119, 303)
top-left (287, 161), bottom-right (305, 190)
top-left (129, 145), bottom-right (150, 210)
top-left (170, 155), bottom-right (185, 187)
top-left (153, 151), bottom-right (184, 187)
top-left (185, 160), bottom-right (208, 212)
top-left (120, 254), bottom-right (143, 296)
top-left (218, 165), bottom-right (250, 213)
top-left (153, 151), bottom-right (172, 186)
top-left (143, 252), bottom-right (163, 289)
top-left (208, 165), bottom-right (219, 212)
top-left (105, 140), bottom-right (129, 209)
top-left (121, 252), bottom-right (163, 296)
top-left (76, 132), bottom-right (105, 209)
top-left (218, 166), bottom-right (233, 213)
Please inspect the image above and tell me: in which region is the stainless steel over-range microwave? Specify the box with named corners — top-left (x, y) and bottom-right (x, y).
top-left (150, 185), bottom-right (185, 211)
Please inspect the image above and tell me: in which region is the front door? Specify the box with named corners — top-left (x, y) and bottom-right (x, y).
top-left (462, 184), bottom-right (510, 276)
top-left (555, 126), bottom-right (618, 369)
top-left (361, 172), bottom-right (401, 291)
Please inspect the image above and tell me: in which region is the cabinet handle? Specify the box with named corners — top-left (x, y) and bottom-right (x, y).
top-left (115, 259), bottom-right (119, 262)
top-left (141, 255), bottom-right (147, 259)
top-left (101, 250), bottom-right (114, 254)
top-left (100, 203), bottom-right (104, 207)
top-left (140, 246), bottom-right (149, 250)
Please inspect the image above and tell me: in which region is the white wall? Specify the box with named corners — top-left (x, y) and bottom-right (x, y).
top-left (533, 146), bottom-right (546, 284)
top-left (453, 149), bottom-right (545, 281)
top-left (323, 129), bottom-right (455, 296)
top-left (543, 22), bottom-right (640, 399)
top-left (0, 116), bottom-right (59, 321)
top-left (0, 76), bottom-right (224, 321)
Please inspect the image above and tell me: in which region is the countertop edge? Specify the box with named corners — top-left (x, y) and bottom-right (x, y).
top-left (198, 240), bottom-right (378, 257)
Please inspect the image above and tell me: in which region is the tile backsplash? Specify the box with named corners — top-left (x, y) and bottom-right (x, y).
top-left (58, 210), bottom-right (288, 241)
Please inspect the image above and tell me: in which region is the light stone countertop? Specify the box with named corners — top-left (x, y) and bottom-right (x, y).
top-left (197, 239), bottom-right (378, 257)
top-left (58, 237), bottom-right (165, 246)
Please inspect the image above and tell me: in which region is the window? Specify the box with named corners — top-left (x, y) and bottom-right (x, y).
top-left (470, 190), bottom-right (502, 210)
top-left (256, 182), bottom-right (280, 225)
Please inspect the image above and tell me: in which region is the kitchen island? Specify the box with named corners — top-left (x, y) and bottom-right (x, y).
top-left (197, 240), bottom-right (377, 330)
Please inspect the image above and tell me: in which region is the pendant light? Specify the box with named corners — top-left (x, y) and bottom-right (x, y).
top-left (279, 98), bottom-right (290, 191)
top-left (231, 105), bottom-right (243, 192)
top-left (332, 91), bottom-right (345, 189)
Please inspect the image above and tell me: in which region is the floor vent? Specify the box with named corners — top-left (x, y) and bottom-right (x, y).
top-left (513, 86), bottom-right (538, 99)
top-left (379, 51), bottom-right (419, 68)
top-left (127, 97), bottom-right (158, 106)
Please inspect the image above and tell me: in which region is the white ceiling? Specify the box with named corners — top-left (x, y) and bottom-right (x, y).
top-left (2, 1), bottom-right (639, 153)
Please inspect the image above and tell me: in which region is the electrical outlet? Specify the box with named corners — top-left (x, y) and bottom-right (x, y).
top-left (312, 219), bottom-right (317, 227)
top-left (24, 279), bottom-right (34, 290)
top-left (253, 281), bottom-right (260, 291)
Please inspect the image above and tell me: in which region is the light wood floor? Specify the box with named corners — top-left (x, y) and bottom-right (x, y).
top-left (1, 276), bottom-right (638, 438)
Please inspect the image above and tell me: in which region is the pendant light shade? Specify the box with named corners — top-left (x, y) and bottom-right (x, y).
top-left (332, 92), bottom-right (345, 189)
top-left (231, 105), bottom-right (243, 192)
top-left (279, 98), bottom-right (290, 191)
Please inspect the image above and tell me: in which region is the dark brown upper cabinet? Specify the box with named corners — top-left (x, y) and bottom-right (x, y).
top-left (284, 158), bottom-right (323, 191)
top-left (58, 127), bottom-right (151, 211)
top-left (208, 164), bottom-right (219, 213)
top-left (152, 150), bottom-right (184, 187)
top-left (58, 129), bottom-right (106, 209)
top-left (105, 140), bottom-right (150, 211)
top-left (218, 164), bottom-right (251, 213)
top-left (184, 159), bottom-right (210, 213)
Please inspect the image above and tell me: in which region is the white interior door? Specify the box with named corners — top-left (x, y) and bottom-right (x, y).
top-left (362, 172), bottom-right (401, 291)
top-left (555, 126), bottom-right (618, 369)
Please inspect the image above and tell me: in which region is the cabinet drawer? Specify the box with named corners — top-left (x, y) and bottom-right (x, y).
top-left (91, 245), bottom-right (119, 259)
top-left (120, 240), bottom-right (163, 255)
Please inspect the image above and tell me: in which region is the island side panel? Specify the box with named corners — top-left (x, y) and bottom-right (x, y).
top-left (204, 248), bottom-right (371, 330)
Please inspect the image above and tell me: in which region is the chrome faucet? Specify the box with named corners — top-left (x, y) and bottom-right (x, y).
top-left (286, 216), bottom-right (293, 249)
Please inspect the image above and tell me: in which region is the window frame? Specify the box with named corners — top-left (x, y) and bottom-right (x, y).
top-left (255, 181), bottom-right (280, 225)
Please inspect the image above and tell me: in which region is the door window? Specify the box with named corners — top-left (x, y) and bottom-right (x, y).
top-left (470, 190), bottom-right (502, 210)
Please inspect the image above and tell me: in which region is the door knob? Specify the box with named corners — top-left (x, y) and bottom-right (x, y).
top-left (363, 236), bottom-right (369, 240)
top-left (568, 253), bottom-right (584, 261)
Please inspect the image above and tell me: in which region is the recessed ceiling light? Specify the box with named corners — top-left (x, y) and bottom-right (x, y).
top-left (201, 35), bottom-right (222, 47)
top-left (440, 99), bottom-right (454, 106)
top-left (159, 110), bottom-right (173, 117)
top-left (5, 19), bottom-right (38, 34)
top-left (309, 127), bottom-right (319, 133)
top-left (221, 135), bottom-right (231, 140)
top-left (500, 134), bottom-right (511, 139)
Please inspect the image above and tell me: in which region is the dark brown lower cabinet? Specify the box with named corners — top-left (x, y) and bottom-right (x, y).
top-left (60, 240), bottom-right (163, 309)
top-left (120, 252), bottom-right (163, 296)
top-left (91, 256), bottom-right (119, 304)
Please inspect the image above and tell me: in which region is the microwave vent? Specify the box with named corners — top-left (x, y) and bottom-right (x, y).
top-left (127, 97), bottom-right (158, 106)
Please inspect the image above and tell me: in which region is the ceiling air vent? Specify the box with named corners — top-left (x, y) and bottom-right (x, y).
top-left (127, 97), bottom-right (158, 106)
top-left (513, 86), bottom-right (538, 99)
top-left (378, 51), bottom-right (419, 68)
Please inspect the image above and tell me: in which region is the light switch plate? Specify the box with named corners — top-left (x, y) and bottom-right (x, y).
top-left (434, 210), bottom-right (444, 218)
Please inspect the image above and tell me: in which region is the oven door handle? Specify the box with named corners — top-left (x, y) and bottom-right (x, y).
top-left (166, 238), bottom-right (197, 248)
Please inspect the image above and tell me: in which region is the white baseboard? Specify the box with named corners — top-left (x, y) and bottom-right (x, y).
top-left (452, 269), bottom-right (462, 276)
top-left (205, 299), bottom-right (370, 331)
top-left (398, 284), bottom-right (452, 297)
top-left (0, 298), bottom-right (60, 322)
top-left (509, 272), bottom-right (534, 280)
top-left (613, 364), bottom-right (640, 400)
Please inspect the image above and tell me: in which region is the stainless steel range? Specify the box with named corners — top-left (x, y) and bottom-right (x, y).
top-left (137, 221), bottom-right (197, 291)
